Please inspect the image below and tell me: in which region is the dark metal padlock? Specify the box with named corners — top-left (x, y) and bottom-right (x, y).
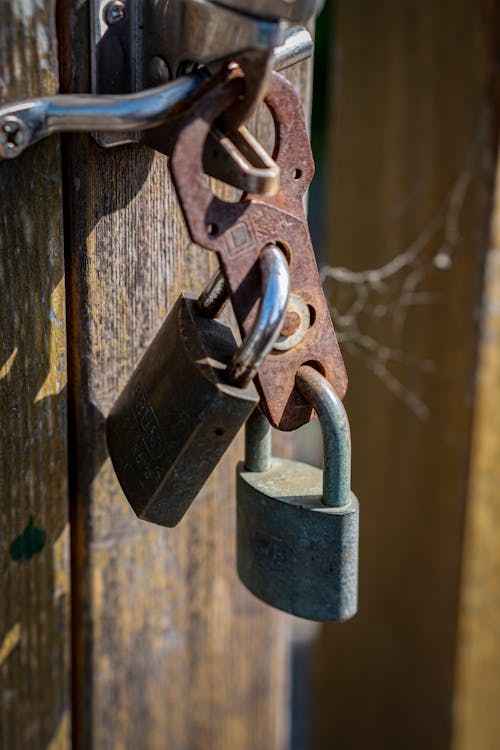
top-left (107, 243), bottom-right (289, 527)
top-left (237, 365), bottom-right (359, 621)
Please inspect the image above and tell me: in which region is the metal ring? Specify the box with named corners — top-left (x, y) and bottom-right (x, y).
top-left (295, 365), bottom-right (351, 508)
top-left (272, 293), bottom-right (310, 351)
top-left (228, 243), bottom-right (290, 387)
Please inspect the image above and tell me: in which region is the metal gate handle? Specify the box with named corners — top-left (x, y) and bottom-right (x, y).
top-left (0, 74), bottom-right (206, 159)
top-left (0, 26), bottom-right (311, 194)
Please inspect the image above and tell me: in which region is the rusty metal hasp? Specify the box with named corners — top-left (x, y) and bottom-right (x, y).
top-left (170, 68), bottom-right (348, 430)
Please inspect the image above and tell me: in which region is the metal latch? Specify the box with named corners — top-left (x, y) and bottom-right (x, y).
top-left (0, 0), bottom-right (315, 193)
top-left (92, 0), bottom-right (319, 137)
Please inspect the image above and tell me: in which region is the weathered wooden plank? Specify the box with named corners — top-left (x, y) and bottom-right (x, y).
top-left (452, 158), bottom-right (500, 750)
top-left (0, 2), bottom-right (69, 749)
top-left (314, 1), bottom-right (500, 749)
top-left (60, 4), bottom-right (312, 746)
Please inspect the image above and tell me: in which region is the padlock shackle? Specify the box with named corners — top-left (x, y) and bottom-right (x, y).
top-left (228, 243), bottom-right (290, 387)
top-left (197, 266), bottom-right (228, 319)
top-left (197, 243), bottom-right (289, 387)
top-left (295, 366), bottom-right (351, 508)
top-left (245, 407), bottom-right (272, 472)
top-left (244, 366), bottom-right (352, 507)
top-left (227, 243), bottom-right (290, 387)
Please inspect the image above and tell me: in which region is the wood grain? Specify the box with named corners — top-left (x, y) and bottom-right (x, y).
top-left (0, 1), bottom-right (69, 749)
top-left (452, 157), bottom-right (500, 750)
top-left (60, 4), bottom-right (312, 747)
top-left (314, 1), bottom-right (500, 749)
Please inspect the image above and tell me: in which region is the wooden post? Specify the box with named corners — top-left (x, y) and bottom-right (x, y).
top-left (0, 2), bottom-right (69, 749)
top-left (315, 1), bottom-right (500, 749)
top-left (57, 6), bottom-right (313, 748)
top-left (453, 158), bottom-right (500, 750)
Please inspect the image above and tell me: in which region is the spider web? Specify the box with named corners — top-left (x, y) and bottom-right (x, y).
top-left (320, 144), bottom-right (481, 420)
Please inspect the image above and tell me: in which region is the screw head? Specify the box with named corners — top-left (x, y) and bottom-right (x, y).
top-left (103, 0), bottom-right (125, 25)
top-left (148, 56), bottom-right (171, 85)
top-left (0, 116), bottom-right (28, 159)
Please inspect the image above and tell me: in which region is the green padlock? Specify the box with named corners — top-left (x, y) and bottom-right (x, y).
top-left (236, 365), bottom-right (359, 622)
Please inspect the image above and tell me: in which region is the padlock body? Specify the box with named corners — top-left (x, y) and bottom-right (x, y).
top-left (237, 457), bottom-right (359, 621)
top-left (107, 292), bottom-right (258, 527)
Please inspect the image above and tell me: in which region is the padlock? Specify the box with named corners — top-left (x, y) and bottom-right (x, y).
top-left (107, 243), bottom-right (289, 527)
top-left (236, 364), bottom-right (359, 621)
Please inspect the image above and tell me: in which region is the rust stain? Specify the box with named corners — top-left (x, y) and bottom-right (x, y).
top-left (169, 70), bottom-right (347, 430)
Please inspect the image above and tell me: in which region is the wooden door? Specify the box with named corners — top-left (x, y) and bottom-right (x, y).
top-left (0, 2), bottom-right (313, 748)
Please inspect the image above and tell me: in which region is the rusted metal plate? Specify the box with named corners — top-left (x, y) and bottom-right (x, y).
top-left (170, 70), bottom-right (347, 430)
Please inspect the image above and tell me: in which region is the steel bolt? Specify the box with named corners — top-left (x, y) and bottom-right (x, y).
top-left (104, 0), bottom-right (125, 25)
top-left (0, 116), bottom-right (28, 159)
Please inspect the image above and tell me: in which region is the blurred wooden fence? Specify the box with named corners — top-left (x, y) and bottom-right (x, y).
top-left (315, 2), bottom-right (500, 749)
